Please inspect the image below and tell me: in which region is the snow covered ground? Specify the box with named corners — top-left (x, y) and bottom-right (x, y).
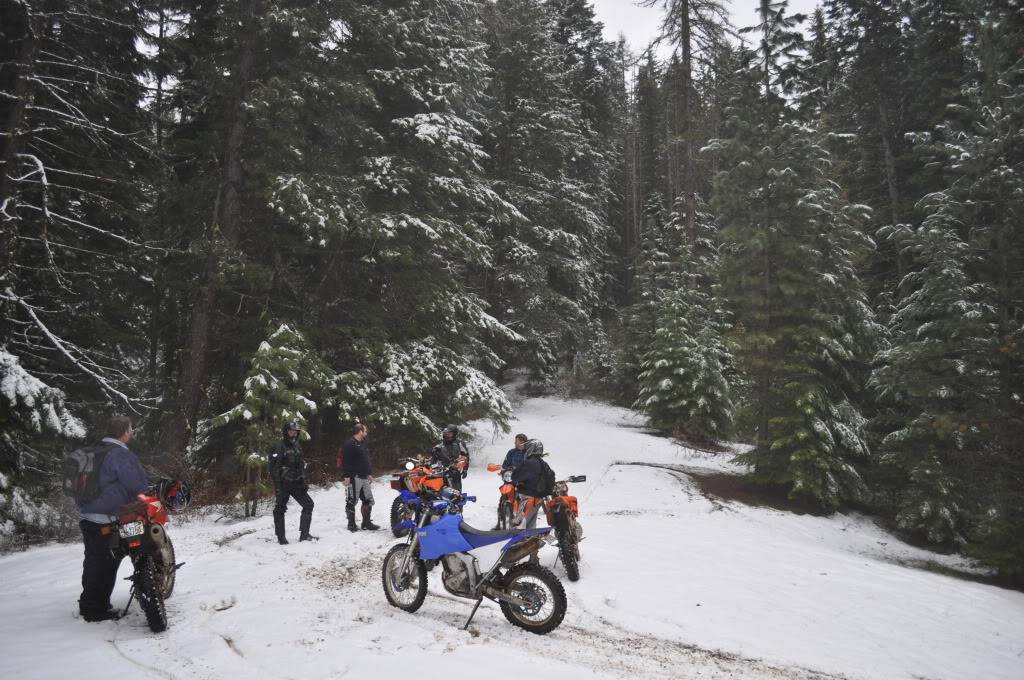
top-left (2, 396), bottom-right (1022, 680)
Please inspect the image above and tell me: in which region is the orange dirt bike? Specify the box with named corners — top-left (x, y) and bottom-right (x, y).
top-left (544, 475), bottom-right (586, 582)
top-left (115, 479), bottom-right (190, 632)
top-left (486, 463), bottom-right (521, 530)
top-left (389, 456), bottom-right (449, 537)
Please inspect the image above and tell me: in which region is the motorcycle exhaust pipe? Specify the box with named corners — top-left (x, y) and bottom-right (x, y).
top-left (500, 535), bottom-right (544, 565)
top-left (149, 523), bottom-right (169, 550)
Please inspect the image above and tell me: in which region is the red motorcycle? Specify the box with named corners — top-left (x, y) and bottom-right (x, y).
top-left (543, 475), bottom-right (586, 582)
top-left (115, 479), bottom-right (189, 632)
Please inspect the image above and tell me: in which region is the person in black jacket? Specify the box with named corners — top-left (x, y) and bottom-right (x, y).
top-left (341, 423), bottom-right (379, 532)
top-left (511, 439), bottom-right (552, 529)
top-left (430, 424), bottom-right (470, 491)
top-left (269, 421), bottom-right (314, 544)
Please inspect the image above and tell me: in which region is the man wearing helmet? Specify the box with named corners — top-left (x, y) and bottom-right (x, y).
top-left (268, 421), bottom-right (315, 544)
top-left (511, 439), bottom-right (554, 529)
top-left (430, 424), bottom-right (470, 491)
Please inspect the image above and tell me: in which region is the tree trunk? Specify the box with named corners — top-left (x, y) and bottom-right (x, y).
top-left (0, 1), bottom-right (36, 223)
top-left (680, 0), bottom-right (695, 241)
top-left (167, 0), bottom-right (260, 456)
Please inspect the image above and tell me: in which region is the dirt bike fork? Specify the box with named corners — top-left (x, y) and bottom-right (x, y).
top-left (397, 511), bottom-right (429, 580)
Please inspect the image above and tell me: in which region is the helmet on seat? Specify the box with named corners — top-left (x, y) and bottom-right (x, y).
top-left (159, 479), bottom-right (192, 513)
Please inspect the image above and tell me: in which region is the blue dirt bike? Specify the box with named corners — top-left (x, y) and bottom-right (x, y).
top-left (381, 488), bottom-right (567, 634)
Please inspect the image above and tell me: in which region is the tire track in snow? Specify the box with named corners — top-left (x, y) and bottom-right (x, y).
top-left (307, 538), bottom-right (845, 679)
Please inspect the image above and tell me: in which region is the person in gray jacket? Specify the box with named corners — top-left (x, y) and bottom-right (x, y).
top-left (77, 414), bottom-right (148, 622)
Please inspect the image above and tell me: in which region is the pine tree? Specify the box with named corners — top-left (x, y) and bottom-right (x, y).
top-left (212, 324), bottom-right (333, 515)
top-left (712, 1), bottom-right (875, 511)
top-left (635, 200), bottom-right (733, 440)
top-left (880, 10), bottom-right (1024, 568)
top-left (481, 0), bottom-right (613, 388)
top-left (871, 222), bottom-right (995, 544)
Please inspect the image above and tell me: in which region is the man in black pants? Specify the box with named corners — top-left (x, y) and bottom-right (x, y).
top-left (76, 414), bottom-right (149, 622)
top-left (341, 423), bottom-right (379, 532)
top-left (269, 421), bottom-right (314, 544)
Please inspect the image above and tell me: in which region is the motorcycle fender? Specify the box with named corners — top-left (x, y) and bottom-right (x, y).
top-left (398, 489), bottom-right (421, 506)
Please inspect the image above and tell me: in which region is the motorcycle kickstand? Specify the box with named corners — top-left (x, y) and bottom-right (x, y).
top-left (462, 596), bottom-right (485, 630)
top-left (121, 586), bottom-right (136, 619)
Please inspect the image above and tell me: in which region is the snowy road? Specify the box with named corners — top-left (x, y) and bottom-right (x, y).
top-left (2, 397), bottom-right (1022, 680)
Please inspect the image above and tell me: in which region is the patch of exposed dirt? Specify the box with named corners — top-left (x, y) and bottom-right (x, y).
top-left (619, 462), bottom-right (798, 512)
top-left (622, 462), bottom-right (1022, 592)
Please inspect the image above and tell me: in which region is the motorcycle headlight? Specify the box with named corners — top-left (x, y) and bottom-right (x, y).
top-left (405, 461), bottom-right (415, 470)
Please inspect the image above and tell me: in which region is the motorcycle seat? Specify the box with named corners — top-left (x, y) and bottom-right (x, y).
top-left (458, 522), bottom-right (517, 539)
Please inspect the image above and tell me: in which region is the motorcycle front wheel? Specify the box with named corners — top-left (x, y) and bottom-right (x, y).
top-left (381, 544), bottom-right (427, 613)
top-left (136, 553), bottom-right (168, 633)
top-left (390, 496), bottom-right (415, 538)
top-left (498, 564), bottom-right (566, 634)
top-left (555, 513), bottom-right (580, 582)
top-left (497, 500), bottom-right (513, 530)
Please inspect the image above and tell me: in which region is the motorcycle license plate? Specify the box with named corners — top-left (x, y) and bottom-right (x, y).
top-left (118, 521), bottom-right (144, 538)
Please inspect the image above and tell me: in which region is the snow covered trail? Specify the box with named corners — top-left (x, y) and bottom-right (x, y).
top-left (2, 396), bottom-right (1023, 680)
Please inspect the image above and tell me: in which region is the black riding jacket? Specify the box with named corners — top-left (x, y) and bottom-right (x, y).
top-left (269, 437), bottom-right (305, 485)
top-left (430, 440), bottom-right (469, 468)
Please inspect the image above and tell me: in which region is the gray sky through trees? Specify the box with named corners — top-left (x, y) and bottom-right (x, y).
top-left (592, 0), bottom-right (821, 57)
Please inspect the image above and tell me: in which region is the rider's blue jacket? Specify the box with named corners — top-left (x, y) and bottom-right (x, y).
top-left (77, 438), bottom-right (148, 522)
top-left (501, 447), bottom-right (525, 471)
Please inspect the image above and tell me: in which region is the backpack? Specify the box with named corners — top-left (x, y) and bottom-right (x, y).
top-left (62, 443), bottom-right (114, 503)
top-left (538, 457), bottom-right (556, 497)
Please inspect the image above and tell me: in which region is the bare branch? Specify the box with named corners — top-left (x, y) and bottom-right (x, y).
top-left (3, 286), bottom-right (139, 411)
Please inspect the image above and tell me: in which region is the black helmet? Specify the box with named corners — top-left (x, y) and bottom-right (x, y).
top-left (282, 421), bottom-right (300, 437)
top-left (442, 424), bottom-right (458, 441)
top-left (522, 439), bottom-right (544, 458)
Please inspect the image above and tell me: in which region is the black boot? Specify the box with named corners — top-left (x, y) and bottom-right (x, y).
top-left (361, 504), bottom-right (380, 531)
top-left (299, 510), bottom-right (312, 541)
top-left (278, 535), bottom-right (289, 545)
top-left (346, 506), bottom-right (359, 532)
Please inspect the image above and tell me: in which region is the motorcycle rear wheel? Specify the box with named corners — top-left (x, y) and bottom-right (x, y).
top-left (498, 564), bottom-right (566, 634)
top-left (382, 544), bottom-right (427, 613)
top-left (391, 496), bottom-right (414, 538)
top-left (137, 554), bottom-right (168, 633)
top-left (556, 515), bottom-right (580, 582)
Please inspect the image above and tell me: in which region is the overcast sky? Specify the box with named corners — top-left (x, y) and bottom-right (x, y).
top-left (591, 0), bottom-right (822, 57)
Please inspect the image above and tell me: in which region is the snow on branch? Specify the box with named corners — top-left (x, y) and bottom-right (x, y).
top-left (2, 288), bottom-right (139, 411)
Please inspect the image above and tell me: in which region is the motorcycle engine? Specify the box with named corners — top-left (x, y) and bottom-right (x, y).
top-left (441, 553), bottom-right (479, 596)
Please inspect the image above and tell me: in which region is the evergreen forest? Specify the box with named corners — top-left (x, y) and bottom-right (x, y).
top-left (1, 0), bottom-right (1022, 580)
